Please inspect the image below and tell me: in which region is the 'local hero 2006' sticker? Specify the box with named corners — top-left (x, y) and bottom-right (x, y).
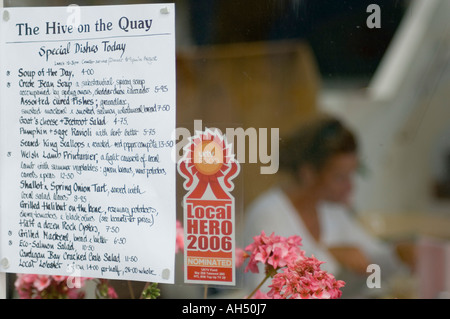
top-left (178, 129), bottom-right (240, 285)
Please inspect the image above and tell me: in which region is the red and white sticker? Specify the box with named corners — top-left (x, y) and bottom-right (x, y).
top-left (178, 129), bottom-right (240, 285)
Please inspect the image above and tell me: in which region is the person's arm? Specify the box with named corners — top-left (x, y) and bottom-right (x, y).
top-left (395, 240), bottom-right (416, 270)
top-left (327, 246), bottom-right (371, 274)
top-left (323, 206), bottom-right (407, 276)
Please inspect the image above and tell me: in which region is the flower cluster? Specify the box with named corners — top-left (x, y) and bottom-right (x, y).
top-left (244, 231), bottom-right (304, 274)
top-left (15, 274), bottom-right (86, 299)
top-left (14, 274), bottom-right (117, 299)
top-left (244, 231), bottom-right (345, 299)
top-left (268, 256), bottom-right (345, 299)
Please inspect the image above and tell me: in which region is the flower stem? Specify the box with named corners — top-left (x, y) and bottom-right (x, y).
top-left (127, 281), bottom-right (135, 299)
top-left (246, 273), bottom-right (270, 299)
top-left (140, 282), bottom-right (150, 299)
top-left (203, 285), bottom-right (208, 299)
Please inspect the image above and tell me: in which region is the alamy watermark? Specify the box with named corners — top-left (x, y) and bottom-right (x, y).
top-left (66, 263), bottom-right (82, 288)
top-left (173, 120), bottom-right (280, 175)
top-left (366, 4), bottom-right (381, 29)
top-left (366, 264), bottom-right (381, 289)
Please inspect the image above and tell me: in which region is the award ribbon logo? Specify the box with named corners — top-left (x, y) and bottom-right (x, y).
top-left (178, 129), bottom-right (240, 285)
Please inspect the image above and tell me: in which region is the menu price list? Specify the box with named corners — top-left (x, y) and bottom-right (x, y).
top-left (0, 4), bottom-right (176, 283)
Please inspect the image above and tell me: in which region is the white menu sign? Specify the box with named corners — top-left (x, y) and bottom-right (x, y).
top-left (0, 4), bottom-right (176, 283)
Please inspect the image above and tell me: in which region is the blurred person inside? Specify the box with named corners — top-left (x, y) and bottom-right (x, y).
top-left (244, 113), bottom-right (414, 298)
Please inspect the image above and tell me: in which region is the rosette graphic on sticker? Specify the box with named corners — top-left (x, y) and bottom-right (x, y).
top-left (178, 129), bottom-right (240, 200)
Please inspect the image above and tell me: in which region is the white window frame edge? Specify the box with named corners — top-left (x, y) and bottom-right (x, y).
top-left (0, 0), bottom-right (6, 300)
top-left (368, 0), bottom-right (441, 101)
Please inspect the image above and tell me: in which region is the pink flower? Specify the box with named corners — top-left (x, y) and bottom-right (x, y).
top-left (51, 275), bottom-right (67, 283)
top-left (94, 278), bottom-right (118, 299)
top-left (15, 274), bottom-right (37, 287)
top-left (14, 274), bottom-right (35, 299)
top-left (107, 286), bottom-right (118, 299)
top-left (67, 287), bottom-right (85, 299)
top-left (244, 231), bottom-right (304, 274)
top-left (249, 290), bottom-right (270, 299)
top-left (15, 274), bottom-right (111, 299)
top-left (33, 275), bottom-right (51, 291)
top-left (175, 220), bottom-right (184, 253)
top-left (235, 247), bottom-right (248, 268)
top-left (267, 256), bottom-right (345, 299)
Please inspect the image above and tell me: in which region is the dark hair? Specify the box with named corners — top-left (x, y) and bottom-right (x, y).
top-left (279, 114), bottom-right (358, 175)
